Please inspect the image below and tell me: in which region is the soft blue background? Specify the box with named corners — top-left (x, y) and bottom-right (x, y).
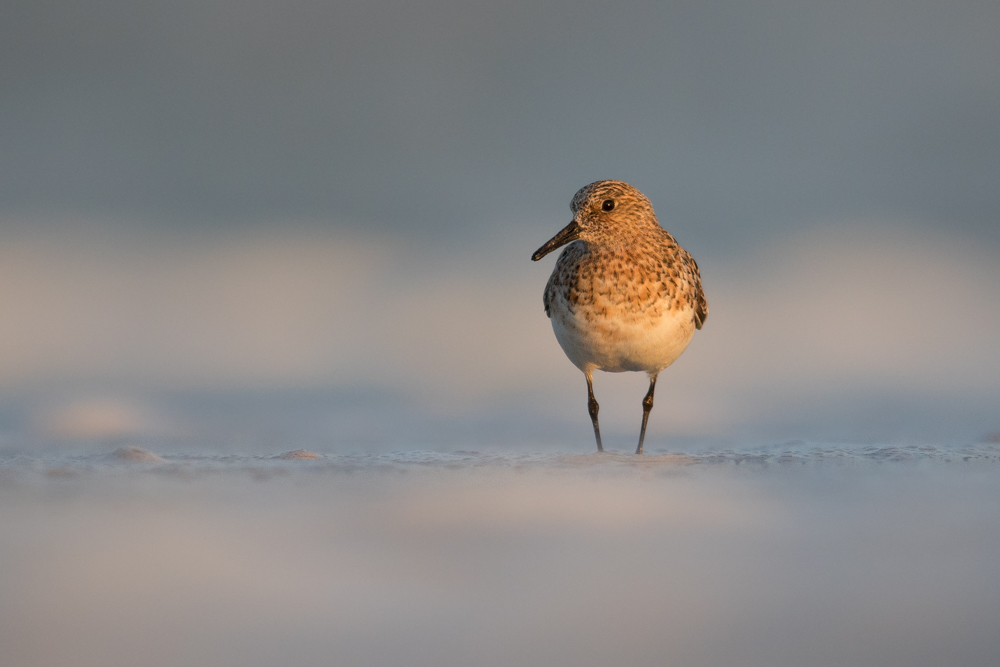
top-left (2, 0), bottom-right (999, 451)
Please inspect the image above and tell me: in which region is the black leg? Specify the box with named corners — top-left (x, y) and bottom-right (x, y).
top-left (586, 372), bottom-right (603, 452)
top-left (636, 373), bottom-right (658, 455)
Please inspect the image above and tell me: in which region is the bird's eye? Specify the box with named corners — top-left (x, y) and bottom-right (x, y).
top-left (602, 199), bottom-right (615, 212)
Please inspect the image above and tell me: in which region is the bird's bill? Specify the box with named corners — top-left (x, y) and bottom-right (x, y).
top-left (531, 220), bottom-right (581, 261)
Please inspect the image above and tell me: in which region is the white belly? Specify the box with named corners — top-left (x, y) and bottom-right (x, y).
top-left (550, 305), bottom-right (696, 374)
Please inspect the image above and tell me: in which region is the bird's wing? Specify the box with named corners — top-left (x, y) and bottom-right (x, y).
top-left (690, 256), bottom-right (708, 330)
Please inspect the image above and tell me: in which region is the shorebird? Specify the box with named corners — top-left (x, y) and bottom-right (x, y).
top-left (531, 180), bottom-right (707, 454)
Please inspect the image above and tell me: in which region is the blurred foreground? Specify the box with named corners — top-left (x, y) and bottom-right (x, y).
top-left (2, 447), bottom-right (999, 667)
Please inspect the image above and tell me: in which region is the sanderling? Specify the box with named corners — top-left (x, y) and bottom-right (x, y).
top-left (532, 180), bottom-right (707, 454)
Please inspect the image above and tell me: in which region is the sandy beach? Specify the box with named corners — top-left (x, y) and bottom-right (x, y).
top-left (3, 447), bottom-right (998, 667)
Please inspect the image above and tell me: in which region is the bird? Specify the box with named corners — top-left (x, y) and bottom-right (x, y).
top-left (531, 180), bottom-right (707, 454)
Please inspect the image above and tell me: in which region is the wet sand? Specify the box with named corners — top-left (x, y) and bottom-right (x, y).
top-left (2, 448), bottom-right (999, 667)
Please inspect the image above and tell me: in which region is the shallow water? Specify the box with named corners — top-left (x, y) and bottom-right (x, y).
top-left (2, 446), bottom-right (999, 667)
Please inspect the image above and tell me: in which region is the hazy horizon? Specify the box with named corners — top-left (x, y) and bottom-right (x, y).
top-left (3, 0), bottom-right (1000, 453)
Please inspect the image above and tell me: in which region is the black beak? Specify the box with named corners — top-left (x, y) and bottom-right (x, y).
top-left (531, 220), bottom-right (581, 261)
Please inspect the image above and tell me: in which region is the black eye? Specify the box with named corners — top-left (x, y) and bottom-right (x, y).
top-left (602, 199), bottom-right (615, 211)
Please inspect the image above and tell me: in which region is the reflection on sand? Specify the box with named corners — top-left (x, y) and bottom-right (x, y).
top-left (1, 452), bottom-right (999, 667)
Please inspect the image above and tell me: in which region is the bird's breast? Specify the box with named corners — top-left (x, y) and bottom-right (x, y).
top-left (544, 248), bottom-right (697, 373)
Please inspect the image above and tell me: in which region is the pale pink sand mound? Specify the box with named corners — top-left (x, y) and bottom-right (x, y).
top-left (561, 452), bottom-right (697, 467)
top-left (274, 449), bottom-right (320, 460)
top-left (110, 447), bottom-right (164, 463)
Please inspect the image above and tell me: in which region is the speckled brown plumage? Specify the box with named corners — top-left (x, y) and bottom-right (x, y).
top-left (531, 180), bottom-right (708, 453)
top-left (542, 180), bottom-right (706, 342)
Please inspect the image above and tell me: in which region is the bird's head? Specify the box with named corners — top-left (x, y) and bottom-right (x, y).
top-left (531, 180), bottom-right (658, 261)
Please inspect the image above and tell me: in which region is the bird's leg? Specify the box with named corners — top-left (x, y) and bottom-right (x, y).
top-left (585, 371), bottom-right (603, 452)
top-left (636, 373), bottom-right (659, 455)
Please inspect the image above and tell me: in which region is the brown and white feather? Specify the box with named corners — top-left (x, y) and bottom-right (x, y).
top-left (539, 180), bottom-right (707, 374)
